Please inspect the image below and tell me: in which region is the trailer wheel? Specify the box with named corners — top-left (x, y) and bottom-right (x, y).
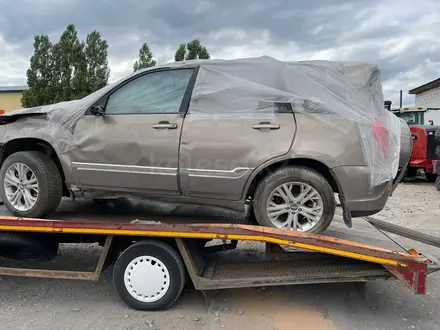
top-left (113, 240), bottom-right (186, 311)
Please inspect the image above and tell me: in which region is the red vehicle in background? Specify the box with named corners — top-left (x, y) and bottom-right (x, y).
top-left (384, 102), bottom-right (440, 181)
top-left (406, 124), bottom-right (440, 181)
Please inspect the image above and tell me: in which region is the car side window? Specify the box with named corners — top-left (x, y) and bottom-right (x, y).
top-left (105, 69), bottom-right (193, 115)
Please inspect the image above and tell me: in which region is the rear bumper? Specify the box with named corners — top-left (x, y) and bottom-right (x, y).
top-left (332, 165), bottom-right (390, 217)
top-left (409, 158), bottom-right (436, 173)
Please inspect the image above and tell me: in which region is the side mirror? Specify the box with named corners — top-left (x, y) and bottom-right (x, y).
top-left (90, 105), bottom-right (105, 116)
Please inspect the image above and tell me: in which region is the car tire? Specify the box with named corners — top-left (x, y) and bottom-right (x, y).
top-left (436, 176), bottom-right (440, 191)
top-left (436, 160), bottom-right (440, 176)
top-left (0, 151), bottom-right (63, 218)
top-left (113, 240), bottom-right (187, 311)
top-left (435, 128), bottom-right (440, 142)
top-left (0, 232), bottom-right (59, 261)
top-left (253, 166), bottom-right (336, 233)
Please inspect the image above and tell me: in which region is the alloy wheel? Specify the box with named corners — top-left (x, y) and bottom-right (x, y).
top-left (266, 182), bottom-right (324, 232)
top-left (3, 162), bottom-right (39, 212)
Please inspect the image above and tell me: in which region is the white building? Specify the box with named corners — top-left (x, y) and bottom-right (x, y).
top-left (409, 78), bottom-right (440, 124)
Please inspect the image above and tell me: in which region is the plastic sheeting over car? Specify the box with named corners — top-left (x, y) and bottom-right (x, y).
top-left (187, 56), bottom-right (401, 189)
top-left (0, 56), bottom-right (401, 189)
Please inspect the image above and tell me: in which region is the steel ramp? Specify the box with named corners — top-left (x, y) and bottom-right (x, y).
top-left (200, 255), bottom-right (392, 289)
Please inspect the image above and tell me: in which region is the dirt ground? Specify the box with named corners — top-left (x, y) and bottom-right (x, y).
top-left (1, 180), bottom-right (440, 330)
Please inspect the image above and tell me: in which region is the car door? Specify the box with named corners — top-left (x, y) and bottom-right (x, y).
top-left (179, 104), bottom-right (296, 200)
top-left (69, 68), bottom-right (194, 195)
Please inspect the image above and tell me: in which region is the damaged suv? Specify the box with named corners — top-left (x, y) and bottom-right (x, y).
top-left (0, 56), bottom-right (411, 233)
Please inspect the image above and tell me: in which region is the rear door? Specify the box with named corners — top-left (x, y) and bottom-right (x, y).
top-left (69, 68), bottom-right (194, 195)
top-left (179, 104), bottom-right (296, 200)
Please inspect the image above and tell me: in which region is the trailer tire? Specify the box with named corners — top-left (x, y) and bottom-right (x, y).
top-left (113, 239), bottom-right (186, 311)
top-left (0, 232), bottom-right (59, 261)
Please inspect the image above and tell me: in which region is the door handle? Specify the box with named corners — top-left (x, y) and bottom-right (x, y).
top-left (252, 122), bottom-right (280, 131)
top-left (152, 121), bottom-right (178, 129)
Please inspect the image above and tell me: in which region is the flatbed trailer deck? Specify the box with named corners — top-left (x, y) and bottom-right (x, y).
top-left (0, 209), bottom-right (439, 311)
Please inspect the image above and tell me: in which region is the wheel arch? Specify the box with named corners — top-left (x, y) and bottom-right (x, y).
top-left (0, 137), bottom-right (69, 196)
top-left (244, 157), bottom-right (340, 200)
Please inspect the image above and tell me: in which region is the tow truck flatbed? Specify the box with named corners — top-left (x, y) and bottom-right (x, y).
top-left (0, 201), bottom-right (439, 311)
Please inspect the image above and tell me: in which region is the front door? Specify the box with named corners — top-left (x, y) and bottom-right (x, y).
top-left (69, 68), bottom-right (194, 195)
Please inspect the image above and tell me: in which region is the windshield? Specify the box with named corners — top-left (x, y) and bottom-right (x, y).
top-left (396, 112), bottom-right (424, 125)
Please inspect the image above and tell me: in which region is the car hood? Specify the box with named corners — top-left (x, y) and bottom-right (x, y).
top-left (0, 98), bottom-right (93, 154)
top-left (1, 99), bottom-right (83, 117)
top-left (0, 99), bottom-right (91, 125)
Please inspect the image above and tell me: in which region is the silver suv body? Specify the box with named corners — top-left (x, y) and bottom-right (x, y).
top-left (0, 57), bottom-right (411, 233)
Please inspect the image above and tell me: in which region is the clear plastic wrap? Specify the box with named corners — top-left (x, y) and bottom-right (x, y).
top-left (0, 56), bottom-right (401, 188)
top-left (187, 56), bottom-right (401, 188)
top-left (0, 80), bottom-right (123, 154)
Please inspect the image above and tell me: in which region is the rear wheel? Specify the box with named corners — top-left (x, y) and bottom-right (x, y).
top-left (0, 151), bottom-right (63, 218)
top-left (253, 166), bottom-right (336, 233)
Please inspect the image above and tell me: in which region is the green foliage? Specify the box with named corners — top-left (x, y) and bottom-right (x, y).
top-left (51, 24), bottom-right (83, 103)
top-left (22, 24), bottom-right (110, 107)
top-left (22, 27), bottom-right (215, 108)
top-left (133, 43), bottom-right (156, 71)
top-left (174, 39), bottom-right (210, 61)
top-left (174, 44), bottom-right (186, 62)
top-left (198, 46), bottom-right (210, 60)
top-left (83, 31), bottom-right (110, 96)
top-left (21, 35), bottom-right (54, 108)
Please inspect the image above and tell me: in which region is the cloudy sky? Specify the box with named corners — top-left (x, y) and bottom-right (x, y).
top-left (0, 0), bottom-right (439, 106)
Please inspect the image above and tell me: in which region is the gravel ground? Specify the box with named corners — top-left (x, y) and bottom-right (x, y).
top-left (1, 180), bottom-right (440, 330)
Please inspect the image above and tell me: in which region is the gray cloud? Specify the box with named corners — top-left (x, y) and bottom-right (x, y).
top-left (0, 0), bottom-right (439, 107)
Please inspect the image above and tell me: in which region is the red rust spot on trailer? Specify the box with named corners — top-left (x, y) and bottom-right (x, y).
top-left (385, 262), bottom-right (428, 294)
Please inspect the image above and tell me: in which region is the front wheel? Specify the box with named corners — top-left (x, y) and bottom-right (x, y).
top-left (253, 166), bottom-right (336, 233)
top-left (0, 151), bottom-right (63, 218)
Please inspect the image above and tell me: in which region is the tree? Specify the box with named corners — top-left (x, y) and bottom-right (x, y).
top-left (51, 24), bottom-right (84, 103)
top-left (22, 24), bottom-right (110, 107)
top-left (174, 44), bottom-right (186, 62)
top-left (174, 39), bottom-right (210, 61)
top-left (83, 31), bottom-right (110, 95)
top-left (21, 35), bottom-right (54, 108)
top-left (133, 43), bottom-right (156, 71)
top-left (198, 46), bottom-right (210, 60)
